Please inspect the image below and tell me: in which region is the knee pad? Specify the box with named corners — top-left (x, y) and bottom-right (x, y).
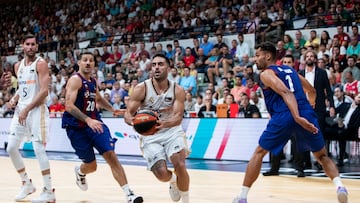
top-left (32, 141), bottom-right (50, 171)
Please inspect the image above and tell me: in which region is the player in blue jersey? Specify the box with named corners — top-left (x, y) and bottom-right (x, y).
top-left (232, 42), bottom-right (348, 203)
top-left (62, 52), bottom-right (143, 203)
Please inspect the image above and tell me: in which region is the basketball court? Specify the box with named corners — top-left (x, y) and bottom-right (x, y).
top-left (0, 150), bottom-right (359, 203)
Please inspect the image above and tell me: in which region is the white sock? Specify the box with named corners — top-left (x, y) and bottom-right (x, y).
top-left (77, 167), bottom-right (85, 176)
top-left (180, 191), bottom-right (189, 203)
top-left (332, 177), bottom-right (344, 188)
top-left (19, 171), bottom-right (30, 183)
top-left (121, 184), bottom-right (132, 196)
top-left (43, 174), bottom-right (52, 190)
top-left (239, 186), bottom-right (250, 199)
top-left (170, 172), bottom-right (177, 183)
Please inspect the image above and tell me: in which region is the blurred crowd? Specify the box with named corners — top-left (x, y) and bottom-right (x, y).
top-left (0, 0), bottom-right (359, 119)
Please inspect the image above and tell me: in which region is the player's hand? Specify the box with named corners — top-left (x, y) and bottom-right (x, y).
top-left (18, 109), bottom-right (29, 126)
top-left (295, 117), bottom-right (318, 134)
top-left (85, 118), bottom-right (104, 133)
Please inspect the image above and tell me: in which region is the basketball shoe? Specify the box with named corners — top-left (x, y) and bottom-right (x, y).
top-left (74, 166), bottom-right (88, 191)
top-left (232, 196), bottom-right (247, 203)
top-left (127, 191), bottom-right (143, 203)
top-left (169, 182), bottom-right (181, 202)
top-left (31, 187), bottom-right (56, 203)
top-left (15, 179), bottom-right (36, 201)
top-left (337, 186), bottom-right (348, 203)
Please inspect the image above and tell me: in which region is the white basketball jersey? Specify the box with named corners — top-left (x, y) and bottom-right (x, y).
top-left (17, 57), bottom-right (43, 108)
top-left (141, 79), bottom-right (176, 121)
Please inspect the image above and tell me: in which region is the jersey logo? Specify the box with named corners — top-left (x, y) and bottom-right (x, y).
top-left (30, 69), bottom-right (35, 73)
top-left (84, 90), bottom-right (90, 98)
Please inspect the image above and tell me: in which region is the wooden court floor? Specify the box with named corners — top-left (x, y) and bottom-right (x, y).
top-left (0, 157), bottom-right (359, 203)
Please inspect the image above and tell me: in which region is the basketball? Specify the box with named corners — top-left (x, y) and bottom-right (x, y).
top-left (133, 110), bottom-right (159, 136)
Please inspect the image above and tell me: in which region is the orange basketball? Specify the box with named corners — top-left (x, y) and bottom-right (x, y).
top-left (133, 110), bottom-right (159, 136)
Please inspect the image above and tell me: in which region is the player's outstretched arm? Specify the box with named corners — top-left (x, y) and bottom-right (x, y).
top-left (124, 83), bottom-right (145, 126)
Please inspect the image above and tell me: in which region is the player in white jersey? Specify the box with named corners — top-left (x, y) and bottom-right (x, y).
top-left (7, 34), bottom-right (55, 203)
top-left (125, 54), bottom-right (190, 203)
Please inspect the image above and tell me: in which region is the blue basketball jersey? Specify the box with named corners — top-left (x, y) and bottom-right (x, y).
top-left (62, 73), bottom-right (101, 128)
top-left (260, 65), bottom-right (312, 115)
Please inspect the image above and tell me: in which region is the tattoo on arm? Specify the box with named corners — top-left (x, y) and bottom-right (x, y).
top-left (70, 109), bottom-right (89, 122)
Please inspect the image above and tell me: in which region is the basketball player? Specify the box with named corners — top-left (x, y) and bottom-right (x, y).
top-left (124, 54), bottom-right (190, 203)
top-left (61, 52), bottom-right (143, 203)
top-left (6, 34), bottom-right (56, 202)
top-left (232, 42), bottom-right (348, 203)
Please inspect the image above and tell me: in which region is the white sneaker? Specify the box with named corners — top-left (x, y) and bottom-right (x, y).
top-left (169, 182), bottom-right (181, 202)
top-left (31, 187), bottom-right (56, 203)
top-left (127, 192), bottom-right (143, 203)
top-left (15, 179), bottom-right (36, 201)
top-left (74, 166), bottom-right (88, 191)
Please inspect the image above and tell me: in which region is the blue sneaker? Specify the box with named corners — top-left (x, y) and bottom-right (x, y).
top-left (336, 187), bottom-right (348, 203)
top-left (232, 196), bottom-right (247, 203)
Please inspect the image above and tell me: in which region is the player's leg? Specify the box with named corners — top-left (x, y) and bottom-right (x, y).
top-left (243, 146), bottom-right (268, 187)
top-left (312, 148), bottom-right (348, 203)
top-left (165, 131), bottom-right (190, 203)
top-left (31, 141), bottom-right (55, 203)
top-left (66, 127), bottom-right (97, 191)
top-left (28, 106), bottom-right (55, 202)
top-left (95, 125), bottom-right (143, 203)
top-left (7, 120), bottom-right (36, 201)
top-left (232, 146), bottom-right (268, 203)
top-left (170, 149), bottom-right (189, 203)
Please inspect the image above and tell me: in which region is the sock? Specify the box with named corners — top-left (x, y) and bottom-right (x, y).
top-left (121, 184), bottom-right (132, 196)
top-left (332, 177), bottom-right (344, 188)
top-left (43, 174), bottom-right (52, 190)
top-left (170, 172), bottom-right (177, 183)
top-left (77, 167), bottom-right (85, 176)
top-left (239, 186), bottom-right (250, 199)
top-left (19, 171), bottom-right (30, 183)
top-left (180, 191), bottom-right (189, 203)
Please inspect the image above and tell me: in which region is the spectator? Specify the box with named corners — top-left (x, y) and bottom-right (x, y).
top-left (346, 36), bottom-right (360, 57)
top-left (112, 93), bottom-right (123, 110)
top-left (168, 67), bottom-right (180, 84)
top-left (343, 71), bottom-right (360, 99)
top-left (205, 47), bottom-right (220, 85)
top-left (184, 91), bottom-right (196, 112)
top-left (179, 67), bottom-right (197, 96)
top-left (183, 47), bottom-right (196, 68)
top-left (198, 95), bottom-right (217, 118)
top-left (238, 93), bottom-right (261, 118)
top-left (194, 95), bottom-right (204, 114)
top-left (249, 91), bottom-right (267, 117)
top-left (136, 68), bottom-right (148, 83)
top-left (333, 26), bottom-right (350, 47)
top-left (234, 32), bottom-right (250, 65)
top-left (304, 30), bottom-right (320, 50)
top-left (214, 45), bottom-right (233, 76)
top-left (199, 34), bottom-right (214, 57)
top-left (194, 47), bottom-right (208, 75)
top-left (342, 55), bottom-right (360, 84)
top-left (231, 73), bottom-right (247, 103)
top-left (333, 85), bottom-right (354, 108)
top-left (257, 10), bottom-right (273, 44)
